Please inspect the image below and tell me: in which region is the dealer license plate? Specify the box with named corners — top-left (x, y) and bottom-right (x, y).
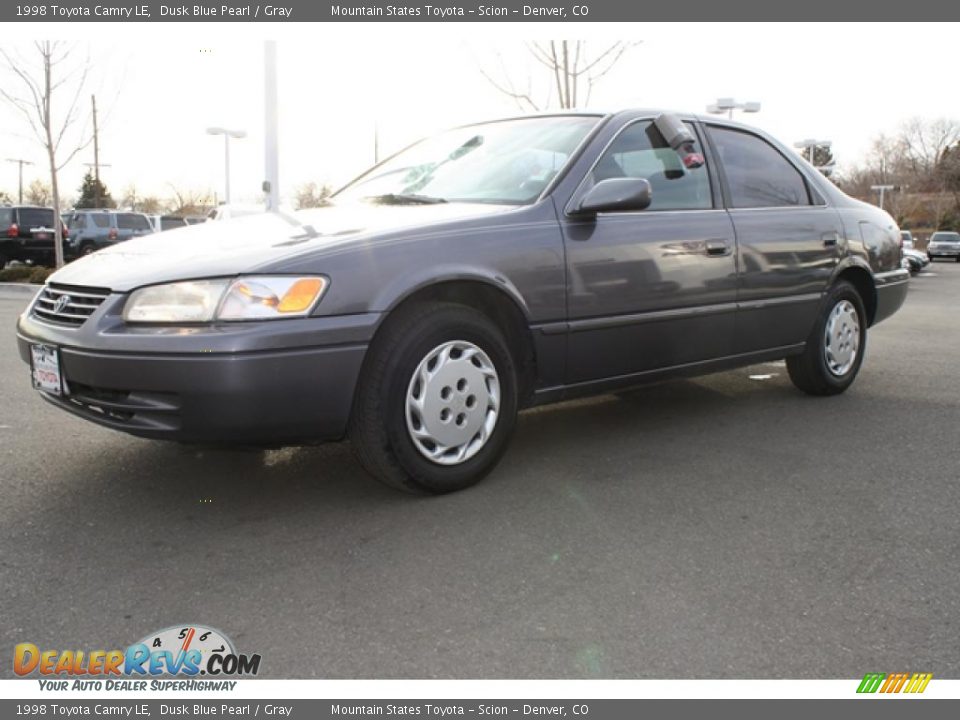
top-left (30, 344), bottom-right (65, 396)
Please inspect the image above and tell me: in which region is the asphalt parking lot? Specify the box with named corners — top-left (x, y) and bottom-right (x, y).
top-left (2, 264), bottom-right (959, 680)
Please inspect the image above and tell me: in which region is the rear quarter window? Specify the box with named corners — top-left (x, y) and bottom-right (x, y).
top-left (118, 213), bottom-right (151, 231)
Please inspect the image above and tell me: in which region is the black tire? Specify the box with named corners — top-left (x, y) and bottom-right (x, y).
top-left (80, 243), bottom-right (96, 256)
top-left (786, 281), bottom-right (867, 396)
top-left (349, 302), bottom-right (519, 494)
top-left (0, 254), bottom-right (7, 271)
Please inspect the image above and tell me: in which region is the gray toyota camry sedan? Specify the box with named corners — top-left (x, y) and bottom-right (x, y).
top-left (17, 110), bottom-right (909, 493)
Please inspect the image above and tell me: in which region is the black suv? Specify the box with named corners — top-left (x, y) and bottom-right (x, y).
top-left (0, 206), bottom-right (69, 269)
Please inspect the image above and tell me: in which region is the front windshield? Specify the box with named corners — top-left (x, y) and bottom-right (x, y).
top-left (334, 116), bottom-right (601, 206)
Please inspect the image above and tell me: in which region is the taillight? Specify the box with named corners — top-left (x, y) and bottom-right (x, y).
top-left (7, 223), bottom-right (17, 238)
top-left (108, 227), bottom-right (117, 240)
top-left (63, 226), bottom-right (69, 239)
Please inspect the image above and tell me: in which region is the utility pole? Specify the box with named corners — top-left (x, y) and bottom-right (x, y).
top-left (5, 158), bottom-right (34, 203)
top-left (90, 95), bottom-right (102, 207)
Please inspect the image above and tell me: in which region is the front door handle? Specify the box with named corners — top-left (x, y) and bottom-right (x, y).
top-left (705, 239), bottom-right (731, 256)
top-left (822, 232), bottom-right (840, 247)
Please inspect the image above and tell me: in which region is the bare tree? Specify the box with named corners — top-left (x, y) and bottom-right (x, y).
top-left (898, 117), bottom-right (960, 182)
top-left (168, 185), bottom-right (214, 217)
top-left (25, 179), bottom-right (52, 206)
top-left (1, 42), bottom-right (93, 267)
top-left (120, 184), bottom-right (164, 214)
top-left (294, 182), bottom-right (333, 209)
top-left (479, 41), bottom-right (640, 111)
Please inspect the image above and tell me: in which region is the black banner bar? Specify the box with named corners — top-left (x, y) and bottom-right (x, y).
top-left (3, 699), bottom-right (960, 720)
top-left (4, 0), bottom-right (960, 22)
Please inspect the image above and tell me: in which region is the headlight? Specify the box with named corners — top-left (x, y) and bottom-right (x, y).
top-left (123, 276), bottom-right (328, 323)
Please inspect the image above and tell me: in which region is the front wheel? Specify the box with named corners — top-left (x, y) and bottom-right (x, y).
top-left (787, 281), bottom-right (867, 396)
top-left (349, 302), bottom-right (519, 494)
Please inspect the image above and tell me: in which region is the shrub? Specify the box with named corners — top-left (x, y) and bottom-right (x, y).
top-left (30, 266), bottom-right (55, 284)
top-left (0, 265), bottom-right (35, 282)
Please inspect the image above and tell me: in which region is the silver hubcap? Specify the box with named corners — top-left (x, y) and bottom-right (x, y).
top-left (824, 299), bottom-right (860, 376)
top-left (405, 340), bottom-right (500, 466)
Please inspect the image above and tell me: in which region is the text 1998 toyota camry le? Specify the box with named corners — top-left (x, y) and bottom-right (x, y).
top-left (17, 111), bottom-right (908, 493)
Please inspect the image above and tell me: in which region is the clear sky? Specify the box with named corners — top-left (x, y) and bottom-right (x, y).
top-left (1, 22), bottom-right (957, 207)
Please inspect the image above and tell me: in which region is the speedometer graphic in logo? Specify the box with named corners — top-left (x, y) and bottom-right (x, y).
top-left (136, 624), bottom-right (235, 672)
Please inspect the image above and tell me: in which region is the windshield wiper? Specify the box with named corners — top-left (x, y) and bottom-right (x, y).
top-left (364, 193), bottom-right (448, 205)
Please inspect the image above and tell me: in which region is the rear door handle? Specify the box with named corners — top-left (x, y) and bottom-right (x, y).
top-left (705, 239), bottom-right (731, 256)
top-left (822, 232), bottom-right (840, 247)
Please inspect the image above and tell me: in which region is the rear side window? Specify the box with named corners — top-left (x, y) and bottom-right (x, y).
top-left (118, 213), bottom-right (151, 230)
top-left (0, 208), bottom-right (12, 226)
top-left (591, 120), bottom-right (712, 211)
top-left (708, 127), bottom-right (811, 208)
top-left (19, 208), bottom-right (55, 227)
top-left (90, 213), bottom-right (110, 228)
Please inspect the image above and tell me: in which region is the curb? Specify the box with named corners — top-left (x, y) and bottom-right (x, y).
top-left (0, 282), bottom-right (40, 296)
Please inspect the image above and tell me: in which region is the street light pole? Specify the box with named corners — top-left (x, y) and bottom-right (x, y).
top-left (263, 41), bottom-right (279, 212)
top-left (794, 138), bottom-right (832, 171)
top-left (206, 127), bottom-right (247, 205)
top-left (6, 158), bottom-right (34, 203)
top-left (706, 98), bottom-right (761, 120)
top-left (871, 184), bottom-right (895, 211)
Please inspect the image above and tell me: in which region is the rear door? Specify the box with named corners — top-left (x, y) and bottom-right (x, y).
top-left (560, 118), bottom-right (738, 384)
top-left (705, 125), bottom-right (843, 353)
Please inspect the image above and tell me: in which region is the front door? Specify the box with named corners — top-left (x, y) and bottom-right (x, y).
top-left (560, 119), bottom-right (739, 385)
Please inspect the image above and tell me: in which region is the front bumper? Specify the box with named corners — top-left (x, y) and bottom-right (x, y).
top-left (927, 246), bottom-right (960, 257)
top-left (16, 290), bottom-right (379, 445)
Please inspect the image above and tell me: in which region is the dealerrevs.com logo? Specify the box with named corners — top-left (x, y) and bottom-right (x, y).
top-left (14, 625), bottom-right (261, 691)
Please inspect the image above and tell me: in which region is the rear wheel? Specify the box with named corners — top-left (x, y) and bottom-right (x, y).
top-left (80, 243), bottom-right (96, 256)
top-left (787, 281), bottom-right (867, 396)
top-left (349, 302), bottom-right (519, 494)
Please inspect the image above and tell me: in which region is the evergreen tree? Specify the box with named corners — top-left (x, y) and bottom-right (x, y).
top-left (75, 171), bottom-right (115, 208)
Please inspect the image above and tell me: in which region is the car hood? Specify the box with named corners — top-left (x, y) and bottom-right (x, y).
top-left (49, 202), bottom-right (512, 292)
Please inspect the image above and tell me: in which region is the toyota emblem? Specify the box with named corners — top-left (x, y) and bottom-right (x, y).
top-left (53, 295), bottom-right (71, 314)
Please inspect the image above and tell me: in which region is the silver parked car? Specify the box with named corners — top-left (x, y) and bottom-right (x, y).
top-left (927, 231), bottom-right (960, 262)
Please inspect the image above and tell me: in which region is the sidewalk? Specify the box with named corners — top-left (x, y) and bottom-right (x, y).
top-left (0, 283), bottom-right (40, 297)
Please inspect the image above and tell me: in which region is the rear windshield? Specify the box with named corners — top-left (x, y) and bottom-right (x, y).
top-left (67, 213), bottom-right (85, 229)
top-left (931, 232), bottom-right (960, 241)
top-left (19, 208), bottom-right (55, 228)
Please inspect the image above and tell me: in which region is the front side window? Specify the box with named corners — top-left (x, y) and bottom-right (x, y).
top-left (590, 120), bottom-right (712, 211)
top-left (709, 126), bottom-right (811, 208)
top-left (334, 116), bottom-right (600, 206)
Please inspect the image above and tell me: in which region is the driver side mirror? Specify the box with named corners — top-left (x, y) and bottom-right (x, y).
top-left (573, 178), bottom-right (652, 215)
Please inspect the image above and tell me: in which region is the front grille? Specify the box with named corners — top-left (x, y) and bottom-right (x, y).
top-left (32, 284), bottom-right (110, 326)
